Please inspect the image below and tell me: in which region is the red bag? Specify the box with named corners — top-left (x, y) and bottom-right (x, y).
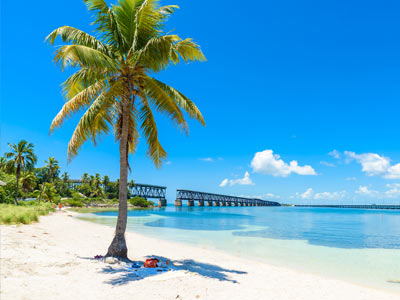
top-left (144, 258), bottom-right (159, 268)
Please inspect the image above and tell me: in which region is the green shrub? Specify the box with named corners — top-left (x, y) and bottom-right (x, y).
top-left (128, 196), bottom-right (154, 208)
top-left (65, 199), bottom-right (84, 207)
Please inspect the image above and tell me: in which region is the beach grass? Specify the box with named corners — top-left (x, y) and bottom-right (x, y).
top-left (0, 203), bottom-right (55, 225)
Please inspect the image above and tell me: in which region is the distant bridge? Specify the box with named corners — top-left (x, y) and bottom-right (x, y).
top-left (69, 180), bottom-right (167, 206)
top-left (129, 183), bottom-right (167, 206)
top-left (294, 204), bottom-right (400, 210)
top-left (175, 189), bottom-right (281, 207)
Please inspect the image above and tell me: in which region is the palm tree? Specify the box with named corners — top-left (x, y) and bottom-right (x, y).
top-left (19, 172), bottom-right (37, 194)
top-left (81, 173), bottom-right (89, 183)
top-left (47, 0), bottom-right (206, 258)
top-left (4, 140), bottom-right (37, 205)
top-left (38, 157), bottom-right (60, 202)
top-left (0, 157), bottom-right (7, 171)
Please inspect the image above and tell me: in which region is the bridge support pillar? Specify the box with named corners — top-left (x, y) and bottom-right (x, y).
top-left (207, 201), bottom-right (213, 206)
top-left (175, 199), bottom-right (182, 206)
top-left (214, 201), bottom-right (220, 206)
top-left (198, 200), bottom-right (204, 207)
top-left (221, 202), bottom-right (226, 206)
top-left (234, 202), bottom-right (239, 206)
top-left (188, 200), bottom-right (194, 207)
top-left (226, 202), bottom-right (231, 206)
top-left (158, 199), bottom-right (167, 207)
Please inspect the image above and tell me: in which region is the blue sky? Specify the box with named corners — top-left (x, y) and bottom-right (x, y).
top-left (2, 0), bottom-right (400, 204)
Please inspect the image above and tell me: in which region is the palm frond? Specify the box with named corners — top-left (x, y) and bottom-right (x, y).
top-left (140, 76), bottom-right (188, 133)
top-left (138, 97), bottom-right (167, 167)
top-left (54, 45), bottom-right (119, 71)
top-left (174, 38), bottom-right (206, 63)
top-left (50, 79), bottom-right (108, 133)
top-left (84, 0), bottom-right (127, 49)
top-left (46, 26), bottom-right (113, 57)
top-left (67, 79), bottom-right (123, 160)
top-left (151, 79), bottom-right (205, 126)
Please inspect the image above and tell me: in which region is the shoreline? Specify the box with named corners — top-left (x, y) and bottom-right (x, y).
top-left (1, 210), bottom-right (399, 300)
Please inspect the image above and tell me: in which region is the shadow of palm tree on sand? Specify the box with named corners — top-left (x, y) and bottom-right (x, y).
top-left (101, 255), bottom-right (247, 286)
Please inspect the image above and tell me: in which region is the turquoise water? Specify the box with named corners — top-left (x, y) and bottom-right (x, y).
top-left (78, 206), bottom-right (400, 293)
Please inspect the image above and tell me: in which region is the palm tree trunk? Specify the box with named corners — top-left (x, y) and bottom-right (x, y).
top-left (38, 182), bottom-right (46, 203)
top-left (106, 101), bottom-right (129, 259)
top-left (14, 167), bottom-right (20, 205)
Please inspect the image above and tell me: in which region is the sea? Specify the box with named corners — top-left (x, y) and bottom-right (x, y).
top-left (77, 206), bottom-right (400, 293)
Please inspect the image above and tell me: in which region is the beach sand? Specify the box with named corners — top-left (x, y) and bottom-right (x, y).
top-left (1, 210), bottom-right (398, 300)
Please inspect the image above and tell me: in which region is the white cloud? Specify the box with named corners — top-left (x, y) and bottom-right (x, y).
top-left (320, 161), bottom-right (336, 167)
top-left (314, 191), bottom-right (346, 200)
top-left (165, 161), bottom-right (172, 165)
top-left (355, 185), bottom-right (379, 197)
top-left (344, 151), bottom-right (390, 176)
top-left (384, 183), bottom-right (400, 197)
top-left (300, 188), bottom-right (314, 199)
top-left (219, 179), bottom-right (229, 187)
top-left (385, 163), bottom-right (400, 179)
top-left (200, 157), bottom-right (214, 162)
top-left (345, 177), bottom-right (356, 181)
top-left (219, 172), bottom-right (255, 187)
top-left (329, 150), bottom-right (341, 159)
top-left (296, 188), bottom-right (346, 200)
top-left (238, 193), bottom-right (280, 200)
top-left (250, 150), bottom-right (316, 177)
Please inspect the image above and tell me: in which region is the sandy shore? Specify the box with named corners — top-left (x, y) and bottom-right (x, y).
top-left (1, 210), bottom-right (398, 300)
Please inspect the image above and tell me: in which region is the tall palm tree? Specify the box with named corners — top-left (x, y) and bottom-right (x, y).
top-left (4, 140), bottom-right (37, 205)
top-left (38, 157), bottom-right (60, 202)
top-left (47, 0), bottom-right (206, 258)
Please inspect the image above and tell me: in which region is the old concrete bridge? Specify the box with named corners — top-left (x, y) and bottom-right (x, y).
top-left (175, 189), bottom-right (281, 207)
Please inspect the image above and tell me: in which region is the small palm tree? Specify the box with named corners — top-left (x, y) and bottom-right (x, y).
top-left (19, 172), bottom-right (37, 194)
top-left (38, 157), bottom-right (60, 202)
top-left (47, 0), bottom-right (205, 258)
top-left (81, 173), bottom-right (89, 183)
top-left (36, 183), bottom-right (57, 202)
top-left (0, 157), bottom-right (7, 171)
top-left (4, 140), bottom-right (37, 205)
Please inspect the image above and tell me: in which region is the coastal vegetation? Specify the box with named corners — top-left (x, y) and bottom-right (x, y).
top-left (0, 140), bottom-right (154, 215)
top-left (46, 0), bottom-right (206, 258)
top-left (0, 203), bottom-right (55, 225)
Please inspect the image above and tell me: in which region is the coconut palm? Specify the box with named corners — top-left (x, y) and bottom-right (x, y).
top-left (0, 157), bottom-right (7, 171)
top-left (46, 0), bottom-right (205, 258)
top-left (4, 140), bottom-right (37, 205)
top-left (36, 182), bottom-right (57, 202)
top-left (38, 157), bottom-right (60, 202)
top-left (19, 172), bottom-right (37, 194)
top-left (81, 173), bottom-right (90, 183)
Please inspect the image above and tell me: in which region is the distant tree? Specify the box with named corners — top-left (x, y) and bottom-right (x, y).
top-left (90, 173), bottom-right (104, 198)
top-left (35, 182), bottom-right (57, 202)
top-left (0, 157), bottom-right (7, 171)
top-left (47, 0), bottom-right (205, 258)
top-left (19, 172), bottom-right (37, 194)
top-left (38, 157), bottom-right (60, 202)
top-left (81, 173), bottom-right (89, 183)
top-left (58, 172), bottom-right (72, 197)
top-left (4, 140), bottom-right (37, 205)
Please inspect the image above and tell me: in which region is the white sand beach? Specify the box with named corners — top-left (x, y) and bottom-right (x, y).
top-left (1, 210), bottom-right (398, 300)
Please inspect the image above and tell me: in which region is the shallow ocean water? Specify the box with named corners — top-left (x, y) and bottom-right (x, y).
top-left (78, 206), bottom-right (400, 293)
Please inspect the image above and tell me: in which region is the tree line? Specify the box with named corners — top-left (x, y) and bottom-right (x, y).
top-left (0, 140), bottom-right (141, 205)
